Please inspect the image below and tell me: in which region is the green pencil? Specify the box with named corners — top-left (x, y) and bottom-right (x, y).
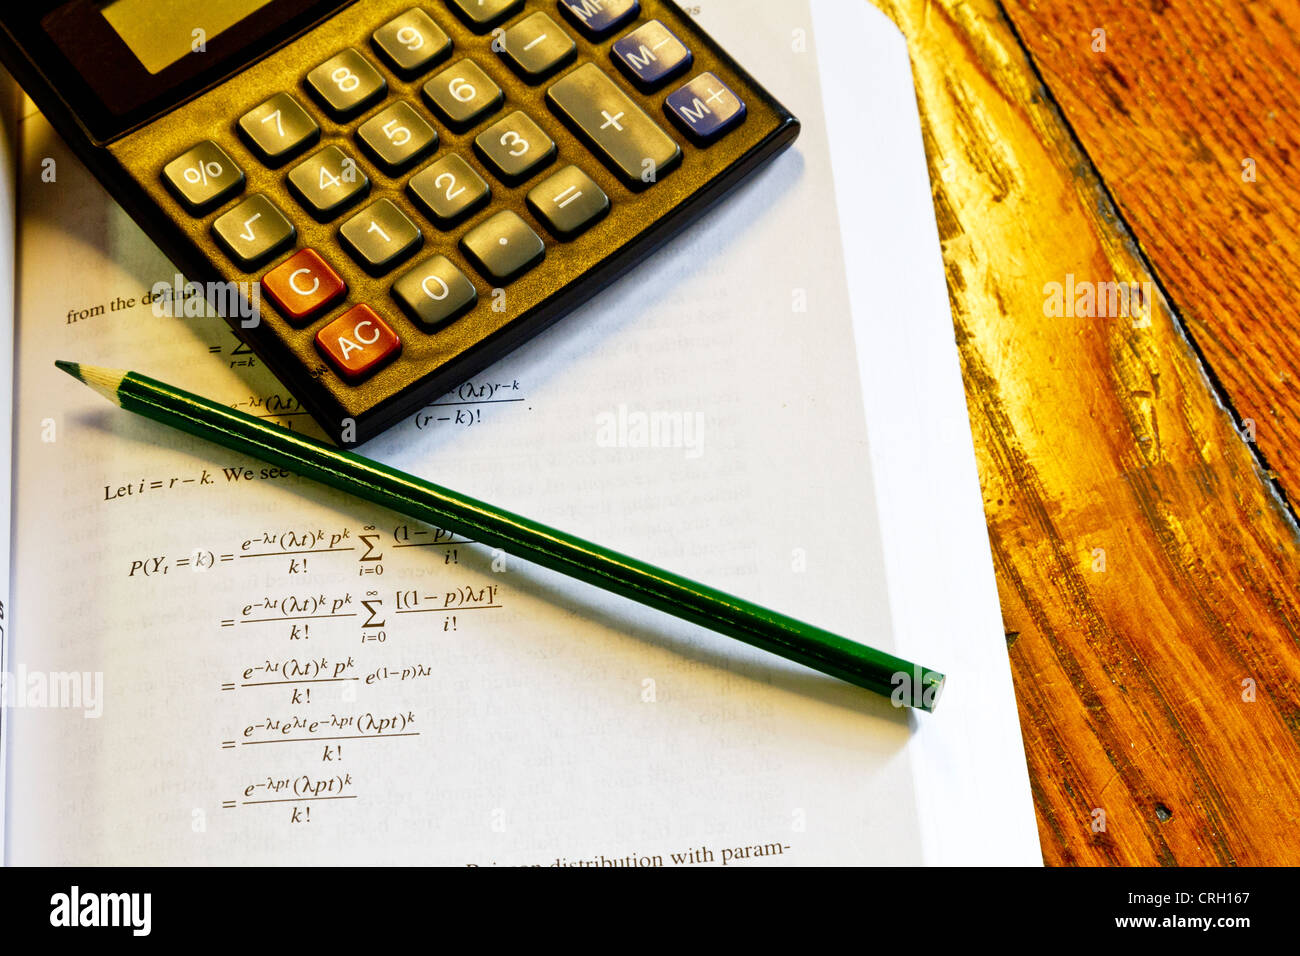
top-left (57, 361), bottom-right (945, 711)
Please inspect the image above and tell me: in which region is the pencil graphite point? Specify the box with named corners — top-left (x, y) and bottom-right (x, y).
top-left (55, 360), bottom-right (127, 406)
top-left (54, 359), bottom-right (81, 381)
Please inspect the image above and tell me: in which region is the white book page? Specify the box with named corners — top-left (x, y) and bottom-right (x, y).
top-left (810, 0), bottom-right (1041, 864)
top-left (0, 68), bottom-right (20, 863)
top-left (3, 0), bottom-right (1034, 865)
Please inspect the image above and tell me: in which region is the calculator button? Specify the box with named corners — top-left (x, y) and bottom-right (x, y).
top-left (372, 8), bottom-right (453, 77)
top-left (288, 146), bottom-right (370, 220)
top-left (212, 194), bottom-right (296, 268)
top-left (666, 72), bottom-right (747, 142)
top-left (526, 165), bottom-right (609, 238)
top-left (460, 210), bottom-right (545, 283)
top-left (499, 12), bottom-right (575, 81)
top-left (407, 154), bottom-right (492, 226)
top-left (339, 198), bottom-right (424, 275)
top-left (315, 305), bottom-right (402, 382)
top-left (546, 63), bottom-right (680, 187)
top-left (237, 93), bottom-right (320, 165)
top-left (423, 59), bottom-right (504, 129)
top-left (612, 20), bottom-right (693, 89)
top-left (306, 49), bottom-right (387, 120)
top-left (357, 102), bottom-right (439, 173)
top-left (445, 0), bottom-right (522, 31)
top-left (558, 0), bottom-right (639, 38)
top-left (162, 141), bottom-right (244, 213)
top-left (261, 248), bottom-right (347, 325)
top-left (393, 255), bottom-right (478, 330)
top-left (474, 110), bottom-right (556, 183)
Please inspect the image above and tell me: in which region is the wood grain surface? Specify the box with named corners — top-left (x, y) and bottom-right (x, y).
top-left (865, 0), bottom-right (1300, 864)
top-left (1000, 0), bottom-right (1300, 504)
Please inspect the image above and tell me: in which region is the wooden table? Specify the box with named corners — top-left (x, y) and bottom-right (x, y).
top-left (867, 0), bottom-right (1300, 864)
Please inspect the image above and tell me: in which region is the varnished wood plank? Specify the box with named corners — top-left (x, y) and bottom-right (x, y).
top-left (998, 0), bottom-right (1300, 503)
top-left (867, 0), bottom-right (1300, 864)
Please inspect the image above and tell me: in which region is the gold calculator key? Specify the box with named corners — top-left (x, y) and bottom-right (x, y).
top-left (237, 93), bottom-right (320, 166)
top-left (306, 48), bottom-right (388, 120)
top-left (357, 102), bottom-right (439, 173)
top-left (162, 141), bottom-right (244, 213)
top-left (339, 198), bottom-right (423, 275)
top-left (499, 12), bottom-right (576, 81)
top-left (407, 154), bottom-right (491, 227)
top-left (393, 255), bottom-right (478, 330)
top-left (211, 194), bottom-right (296, 269)
top-left (526, 165), bottom-right (609, 239)
top-left (372, 8), bottom-right (453, 77)
top-left (474, 110), bottom-right (555, 184)
top-left (287, 145), bottom-right (370, 221)
top-left (445, 0), bottom-right (523, 31)
top-left (422, 59), bottom-right (503, 130)
top-left (460, 210), bottom-right (545, 283)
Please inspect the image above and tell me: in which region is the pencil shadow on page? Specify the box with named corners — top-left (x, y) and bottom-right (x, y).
top-left (455, 547), bottom-right (915, 728)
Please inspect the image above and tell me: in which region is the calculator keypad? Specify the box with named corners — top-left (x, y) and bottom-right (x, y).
top-left (547, 62), bottom-right (680, 186)
top-left (212, 194), bottom-right (296, 267)
top-left (408, 155), bottom-right (492, 226)
top-left (288, 146), bottom-right (370, 219)
top-left (357, 101), bottom-right (439, 172)
top-left (162, 141), bottom-right (244, 212)
top-left (475, 110), bottom-right (556, 183)
top-left (499, 12), bottom-right (575, 80)
top-left (372, 9), bottom-right (453, 76)
top-left (151, 0), bottom-right (782, 430)
top-left (339, 198), bottom-right (423, 274)
top-left (306, 49), bottom-right (388, 119)
top-left (460, 210), bottom-right (544, 282)
top-left (238, 94), bottom-right (321, 165)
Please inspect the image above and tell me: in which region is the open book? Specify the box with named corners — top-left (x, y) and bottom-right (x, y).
top-left (0, 0), bottom-right (1039, 865)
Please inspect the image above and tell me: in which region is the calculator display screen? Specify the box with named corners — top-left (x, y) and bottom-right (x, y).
top-left (101, 0), bottom-right (272, 75)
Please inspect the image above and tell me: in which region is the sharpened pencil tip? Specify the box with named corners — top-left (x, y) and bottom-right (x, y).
top-left (55, 360), bottom-right (82, 380)
top-left (54, 361), bottom-right (127, 406)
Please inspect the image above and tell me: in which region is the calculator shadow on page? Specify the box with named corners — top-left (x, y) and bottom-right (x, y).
top-left (356, 146), bottom-right (807, 464)
top-left (20, 119), bottom-right (337, 434)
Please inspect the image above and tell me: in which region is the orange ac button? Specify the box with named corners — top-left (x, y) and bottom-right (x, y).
top-left (262, 248), bottom-right (346, 325)
top-left (315, 304), bottom-right (401, 381)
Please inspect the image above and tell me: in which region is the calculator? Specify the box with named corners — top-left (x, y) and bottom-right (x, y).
top-left (0, 0), bottom-right (799, 443)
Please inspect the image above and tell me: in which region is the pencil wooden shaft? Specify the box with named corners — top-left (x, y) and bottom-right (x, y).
top-left (113, 370), bottom-right (944, 711)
